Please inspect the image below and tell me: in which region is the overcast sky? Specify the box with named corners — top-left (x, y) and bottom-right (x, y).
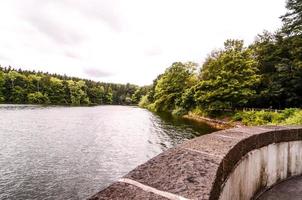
top-left (0, 0), bottom-right (286, 85)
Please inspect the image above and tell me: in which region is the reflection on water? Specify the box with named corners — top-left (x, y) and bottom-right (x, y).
top-left (0, 105), bottom-right (217, 200)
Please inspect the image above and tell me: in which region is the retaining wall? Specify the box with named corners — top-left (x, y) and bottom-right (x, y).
top-left (88, 126), bottom-right (302, 200)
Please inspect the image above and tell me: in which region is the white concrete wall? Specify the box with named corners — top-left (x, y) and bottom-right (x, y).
top-left (219, 141), bottom-right (302, 200)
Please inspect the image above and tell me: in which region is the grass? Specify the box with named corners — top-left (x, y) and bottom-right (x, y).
top-left (232, 108), bottom-right (302, 126)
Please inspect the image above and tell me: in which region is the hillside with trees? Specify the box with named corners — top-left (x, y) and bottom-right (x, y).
top-left (140, 0), bottom-right (302, 125)
top-left (0, 67), bottom-right (147, 106)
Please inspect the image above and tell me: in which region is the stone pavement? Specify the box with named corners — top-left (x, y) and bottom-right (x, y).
top-left (258, 176), bottom-right (302, 200)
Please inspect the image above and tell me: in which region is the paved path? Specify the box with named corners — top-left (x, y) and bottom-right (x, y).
top-left (258, 176), bottom-right (302, 200)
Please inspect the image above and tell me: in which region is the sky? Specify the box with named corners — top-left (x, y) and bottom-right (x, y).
top-left (0, 0), bottom-right (287, 86)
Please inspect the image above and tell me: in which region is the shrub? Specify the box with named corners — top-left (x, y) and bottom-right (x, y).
top-left (172, 107), bottom-right (187, 116)
top-left (283, 110), bottom-right (302, 125)
top-left (232, 109), bottom-right (302, 126)
top-left (138, 95), bottom-right (150, 108)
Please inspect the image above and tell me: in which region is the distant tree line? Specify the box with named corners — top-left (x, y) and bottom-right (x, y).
top-left (0, 67), bottom-right (148, 106)
top-left (140, 0), bottom-right (302, 115)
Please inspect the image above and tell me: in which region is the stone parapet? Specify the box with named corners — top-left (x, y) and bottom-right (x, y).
top-left (88, 126), bottom-right (302, 200)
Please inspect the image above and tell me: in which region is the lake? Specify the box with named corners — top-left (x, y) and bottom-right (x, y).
top-left (0, 105), bottom-right (217, 200)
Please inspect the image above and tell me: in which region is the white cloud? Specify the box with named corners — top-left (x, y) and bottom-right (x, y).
top-left (83, 68), bottom-right (112, 78)
top-left (0, 0), bottom-right (286, 85)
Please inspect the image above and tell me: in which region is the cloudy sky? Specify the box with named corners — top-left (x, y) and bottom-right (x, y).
top-left (0, 0), bottom-right (286, 85)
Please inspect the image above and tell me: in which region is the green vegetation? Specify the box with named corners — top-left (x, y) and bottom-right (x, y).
top-left (232, 109), bottom-right (302, 126)
top-left (140, 0), bottom-right (302, 125)
top-left (281, 0), bottom-right (302, 35)
top-left (146, 62), bottom-right (197, 114)
top-left (0, 67), bottom-right (147, 106)
top-left (193, 40), bottom-right (260, 111)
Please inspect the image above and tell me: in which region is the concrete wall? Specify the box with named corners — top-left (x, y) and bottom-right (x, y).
top-left (220, 141), bottom-right (302, 200)
top-left (88, 126), bottom-right (302, 200)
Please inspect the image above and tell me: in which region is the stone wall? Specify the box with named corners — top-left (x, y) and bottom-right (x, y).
top-left (88, 126), bottom-right (302, 200)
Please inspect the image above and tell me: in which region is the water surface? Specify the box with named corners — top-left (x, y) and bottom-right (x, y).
top-left (0, 105), bottom-right (217, 200)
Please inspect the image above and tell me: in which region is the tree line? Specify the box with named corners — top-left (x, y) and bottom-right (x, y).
top-left (0, 67), bottom-right (148, 106)
top-left (140, 0), bottom-right (302, 116)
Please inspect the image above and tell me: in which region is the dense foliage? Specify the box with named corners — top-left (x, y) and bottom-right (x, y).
top-left (0, 67), bottom-right (147, 106)
top-left (232, 108), bottom-right (302, 126)
top-left (281, 0), bottom-right (302, 35)
top-left (140, 0), bottom-right (302, 121)
top-left (193, 40), bottom-right (260, 111)
top-left (146, 62), bottom-right (197, 114)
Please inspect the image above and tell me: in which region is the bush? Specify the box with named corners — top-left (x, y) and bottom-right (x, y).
top-left (283, 110), bottom-right (302, 125)
top-left (232, 112), bottom-right (244, 121)
top-left (232, 109), bottom-right (302, 126)
top-left (139, 95), bottom-right (151, 109)
top-left (278, 108), bottom-right (300, 120)
top-left (191, 107), bottom-right (208, 116)
top-left (171, 107), bottom-right (188, 116)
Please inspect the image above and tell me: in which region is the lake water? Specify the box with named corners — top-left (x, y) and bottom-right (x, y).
top-left (0, 105), bottom-right (217, 200)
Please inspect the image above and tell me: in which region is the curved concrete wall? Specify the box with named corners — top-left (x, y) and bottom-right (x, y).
top-left (220, 141), bottom-right (302, 200)
top-left (89, 126), bottom-right (302, 200)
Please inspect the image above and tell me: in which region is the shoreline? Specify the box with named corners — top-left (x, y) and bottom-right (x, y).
top-left (182, 112), bottom-right (244, 129)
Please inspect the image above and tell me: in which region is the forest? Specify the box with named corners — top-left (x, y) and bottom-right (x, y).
top-left (139, 0), bottom-right (302, 125)
top-left (0, 66), bottom-right (148, 106)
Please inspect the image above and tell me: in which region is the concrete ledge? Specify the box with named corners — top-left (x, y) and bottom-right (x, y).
top-left (88, 126), bottom-right (302, 200)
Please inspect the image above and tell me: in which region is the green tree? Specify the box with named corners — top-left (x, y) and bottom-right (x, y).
top-left (251, 32), bottom-right (302, 108)
top-left (11, 86), bottom-right (26, 103)
top-left (28, 74), bottom-right (42, 93)
top-left (131, 86), bottom-right (150, 104)
top-left (0, 71), bottom-right (5, 102)
top-left (194, 40), bottom-right (260, 111)
top-left (6, 71), bottom-right (28, 103)
top-left (281, 0), bottom-right (302, 35)
top-left (89, 85), bottom-right (106, 104)
top-left (7, 71), bottom-right (19, 88)
top-left (104, 87), bottom-right (113, 104)
top-left (27, 92), bottom-right (49, 104)
top-left (67, 80), bottom-right (90, 105)
top-left (47, 77), bottom-right (67, 104)
top-left (151, 62), bottom-right (197, 112)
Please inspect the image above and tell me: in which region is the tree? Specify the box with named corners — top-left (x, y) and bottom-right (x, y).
top-left (11, 86), bottom-right (26, 103)
top-left (151, 62), bottom-right (197, 112)
top-left (138, 94), bottom-right (150, 108)
top-left (104, 87), bottom-right (113, 104)
top-left (67, 80), bottom-right (90, 105)
top-left (27, 92), bottom-right (49, 104)
top-left (28, 74), bottom-right (42, 93)
top-left (147, 74), bottom-right (162, 103)
top-left (7, 71), bottom-right (19, 88)
top-left (131, 86), bottom-right (150, 105)
top-left (0, 71), bottom-right (5, 102)
top-left (89, 85), bottom-right (106, 104)
top-left (194, 40), bottom-right (260, 111)
top-left (47, 77), bottom-right (67, 104)
top-left (5, 71), bottom-right (28, 103)
top-left (281, 0), bottom-right (302, 35)
top-left (251, 31), bottom-right (302, 108)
